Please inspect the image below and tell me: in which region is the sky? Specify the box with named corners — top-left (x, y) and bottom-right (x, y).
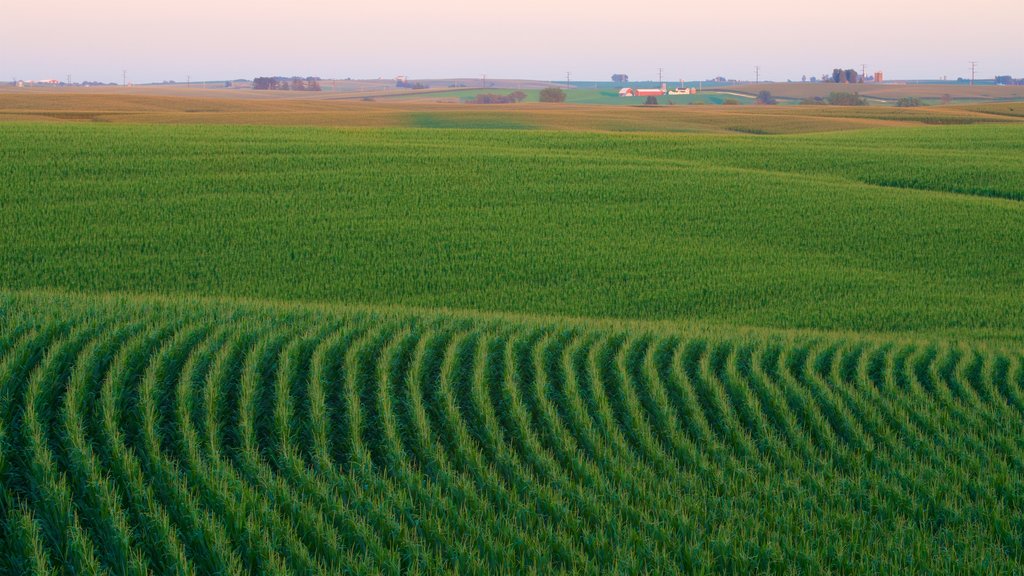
top-left (3, 0), bottom-right (1021, 84)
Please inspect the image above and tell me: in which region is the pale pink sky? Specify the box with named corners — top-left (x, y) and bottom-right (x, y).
top-left (3, 0), bottom-right (1021, 83)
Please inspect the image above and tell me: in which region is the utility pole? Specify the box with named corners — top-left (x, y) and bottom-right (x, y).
top-left (187, 75), bottom-right (190, 88)
top-left (566, 71), bottom-right (571, 88)
top-left (658, 67), bottom-right (663, 84)
top-left (861, 64), bottom-right (866, 81)
top-left (969, 61), bottom-right (977, 86)
top-left (482, 73), bottom-right (486, 88)
top-left (122, 70), bottom-right (127, 86)
top-left (755, 66), bottom-right (760, 84)
top-left (66, 74), bottom-right (71, 86)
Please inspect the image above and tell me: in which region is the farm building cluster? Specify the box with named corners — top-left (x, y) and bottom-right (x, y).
top-left (618, 83), bottom-right (696, 97)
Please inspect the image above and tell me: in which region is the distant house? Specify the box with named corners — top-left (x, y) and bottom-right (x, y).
top-left (619, 84), bottom-right (668, 97)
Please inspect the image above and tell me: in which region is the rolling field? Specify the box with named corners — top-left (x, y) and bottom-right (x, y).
top-left (2, 96), bottom-right (1024, 573)
top-left (2, 91), bottom-right (1020, 134)
top-left (2, 293), bottom-right (1024, 574)
top-left (2, 121), bottom-right (1024, 336)
top-left (387, 88), bottom-right (757, 106)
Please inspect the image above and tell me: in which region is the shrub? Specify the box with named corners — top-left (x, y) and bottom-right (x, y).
top-left (756, 90), bottom-right (777, 105)
top-left (722, 98), bottom-right (740, 105)
top-left (539, 87), bottom-right (567, 103)
top-left (896, 97), bottom-right (923, 108)
top-left (826, 91), bottom-right (866, 106)
top-left (471, 92), bottom-right (527, 104)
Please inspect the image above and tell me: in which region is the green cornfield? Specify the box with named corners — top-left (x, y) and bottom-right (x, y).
top-left (2, 116), bottom-right (1023, 573)
top-left (1, 293), bottom-right (1023, 574)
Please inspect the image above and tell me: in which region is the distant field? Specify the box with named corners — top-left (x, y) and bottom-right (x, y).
top-left (387, 88), bottom-right (757, 106)
top-left (1, 92), bottom-right (1020, 135)
top-left (726, 82), bottom-right (1024, 102)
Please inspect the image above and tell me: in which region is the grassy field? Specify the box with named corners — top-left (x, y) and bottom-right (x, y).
top-left (2, 97), bottom-right (1024, 573)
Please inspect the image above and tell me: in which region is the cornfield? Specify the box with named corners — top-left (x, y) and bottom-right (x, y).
top-left (1, 293), bottom-right (1022, 573)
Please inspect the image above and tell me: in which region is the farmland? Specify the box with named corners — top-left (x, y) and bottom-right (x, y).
top-left (2, 94), bottom-right (1024, 573)
top-left (3, 120), bottom-right (1024, 335)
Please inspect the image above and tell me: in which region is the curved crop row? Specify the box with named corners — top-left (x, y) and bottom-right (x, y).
top-left (1, 296), bottom-right (1022, 574)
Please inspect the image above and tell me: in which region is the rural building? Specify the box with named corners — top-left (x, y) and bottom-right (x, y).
top-left (619, 84), bottom-right (668, 97)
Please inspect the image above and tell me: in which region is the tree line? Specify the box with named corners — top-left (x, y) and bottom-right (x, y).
top-left (253, 77), bottom-right (322, 91)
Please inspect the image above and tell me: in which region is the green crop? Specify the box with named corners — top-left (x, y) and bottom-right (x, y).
top-left (0, 292), bottom-right (1022, 574)
top-left (1, 122), bottom-right (1023, 337)
top-left (2, 115), bottom-right (1024, 573)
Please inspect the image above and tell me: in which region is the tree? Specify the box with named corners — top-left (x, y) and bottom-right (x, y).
top-left (253, 77), bottom-right (279, 90)
top-left (756, 90), bottom-right (777, 105)
top-left (291, 77), bottom-right (306, 91)
top-left (612, 74), bottom-right (629, 83)
top-left (471, 92), bottom-right (528, 104)
top-left (832, 69), bottom-right (843, 83)
top-left (826, 91), bottom-right (866, 106)
top-left (644, 95), bottom-right (659, 105)
top-left (539, 87), bottom-right (567, 102)
top-left (896, 97), bottom-right (922, 107)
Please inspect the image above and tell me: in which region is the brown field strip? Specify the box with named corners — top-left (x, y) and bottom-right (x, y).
top-left (0, 90), bottom-right (1021, 134)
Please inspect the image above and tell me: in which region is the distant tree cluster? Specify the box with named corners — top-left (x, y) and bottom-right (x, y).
top-left (826, 91), bottom-right (866, 106)
top-left (995, 75), bottom-right (1024, 86)
top-left (470, 92), bottom-right (527, 104)
top-left (829, 69), bottom-right (862, 83)
top-left (539, 87), bottom-right (567, 103)
top-left (896, 97), bottom-right (923, 108)
top-left (397, 79), bottom-right (430, 89)
top-left (253, 76), bottom-right (322, 91)
top-left (755, 90), bottom-right (777, 105)
top-left (611, 74), bottom-right (629, 83)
